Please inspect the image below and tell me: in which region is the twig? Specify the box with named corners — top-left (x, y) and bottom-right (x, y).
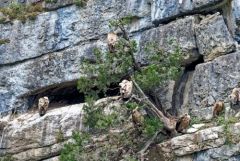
top-left (131, 94), bottom-right (148, 103)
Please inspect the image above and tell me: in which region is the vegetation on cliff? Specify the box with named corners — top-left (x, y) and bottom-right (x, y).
top-left (60, 16), bottom-right (184, 160)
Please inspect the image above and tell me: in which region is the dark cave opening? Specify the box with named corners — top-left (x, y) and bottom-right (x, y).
top-left (185, 55), bottom-right (204, 71)
top-left (27, 81), bottom-right (120, 110)
top-left (171, 55), bottom-right (204, 116)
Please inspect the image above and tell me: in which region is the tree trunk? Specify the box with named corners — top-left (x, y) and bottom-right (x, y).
top-left (132, 79), bottom-right (177, 135)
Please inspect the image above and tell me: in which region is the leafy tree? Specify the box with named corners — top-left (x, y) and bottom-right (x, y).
top-left (60, 132), bottom-right (90, 161)
top-left (77, 16), bottom-right (183, 135)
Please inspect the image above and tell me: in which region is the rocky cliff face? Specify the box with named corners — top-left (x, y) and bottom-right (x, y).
top-left (0, 0), bottom-right (240, 160)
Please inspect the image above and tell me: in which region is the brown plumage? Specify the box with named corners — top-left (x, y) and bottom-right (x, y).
top-left (229, 88), bottom-right (240, 105)
top-left (38, 96), bottom-right (49, 116)
top-left (213, 101), bottom-right (224, 117)
top-left (132, 109), bottom-right (144, 126)
top-left (176, 114), bottom-right (191, 133)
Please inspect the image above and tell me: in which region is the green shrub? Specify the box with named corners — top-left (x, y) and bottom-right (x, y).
top-left (216, 115), bottom-right (239, 144)
top-left (124, 102), bottom-right (139, 110)
top-left (135, 41), bottom-right (183, 91)
top-left (60, 132), bottom-right (90, 161)
top-left (190, 116), bottom-right (202, 126)
top-left (56, 129), bottom-right (64, 143)
top-left (0, 17), bottom-right (7, 24)
top-left (83, 97), bottom-right (118, 131)
top-left (45, 0), bottom-right (58, 3)
top-left (74, 0), bottom-right (88, 7)
top-left (77, 17), bottom-right (183, 98)
top-left (143, 117), bottom-right (163, 137)
top-left (76, 16), bottom-right (184, 160)
top-left (0, 155), bottom-right (14, 161)
top-left (0, 2), bottom-right (43, 22)
top-left (60, 130), bottom-right (141, 161)
top-left (0, 39), bottom-right (10, 45)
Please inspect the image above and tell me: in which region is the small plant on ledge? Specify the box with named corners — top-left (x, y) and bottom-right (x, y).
top-left (0, 39), bottom-right (10, 45)
top-left (75, 15), bottom-right (185, 160)
top-left (45, 0), bottom-right (58, 3)
top-left (0, 2), bottom-right (43, 22)
top-left (74, 0), bottom-right (88, 7)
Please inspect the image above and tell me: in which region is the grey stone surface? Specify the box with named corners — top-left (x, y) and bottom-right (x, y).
top-left (43, 0), bottom-right (74, 10)
top-left (42, 156), bottom-right (59, 161)
top-left (0, 0), bottom-right (240, 160)
top-left (0, 41), bottom-right (105, 113)
top-left (0, 0), bottom-right (13, 8)
top-left (193, 144), bottom-right (240, 161)
top-left (195, 13), bottom-right (236, 61)
top-left (233, 0), bottom-right (240, 21)
top-left (233, 0), bottom-right (240, 42)
top-left (0, 0), bottom-right (71, 8)
top-left (175, 155), bottom-right (193, 161)
top-left (1, 12), bottom-right (237, 114)
top-left (0, 98), bottom-right (125, 161)
top-left (139, 15), bottom-right (199, 65)
top-left (0, 0), bottom-right (151, 65)
top-left (155, 81), bottom-right (176, 113)
top-left (185, 52), bottom-right (240, 120)
top-left (0, 103), bottom-right (84, 160)
top-left (151, 0), bottom-right (227, 24)
top-left (151, 0), bottom-right (181, 24)
top-left (158, 122), bottom-right (240, 160)
top-left (192, 0), bottom-right (225, 9)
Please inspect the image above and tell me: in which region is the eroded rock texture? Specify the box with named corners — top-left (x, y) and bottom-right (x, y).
top-left (157, 122), bottom-right (240, 161)
top-left (0, 0), bottom-right (240, 160)
top-left (0, 104), bottom-right (84, 161)
top-left (0, 0), bottom-right (238, 115)
top-left (139, 15), bottom-right (199, 65)
top-left (195, 13), bottom-right (236, 61)
top-left (185, 52), bottom-right (240, 120)
top-left (151, 0), bottom-right (228, 24)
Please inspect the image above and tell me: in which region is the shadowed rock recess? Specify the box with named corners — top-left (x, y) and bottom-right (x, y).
top-left (0, 0), bottom-right (240, 160)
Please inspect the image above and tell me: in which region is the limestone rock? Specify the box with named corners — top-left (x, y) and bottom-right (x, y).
top-left (139, 15), bottom-right (199, 65)
top-left (193, 143), bottom-right (240, 161)
top-left (0, 104), bottom-right (84, 160)
top-left (0, 0), bottom-right (151, 65)
top-left (186, 128), bottom-right (199, 133)
top-left (42, 156), bottom-right (59, 161)
top-left (151, 0), bottom-right (227, 24)
top-left (0, 120), bottom-right (7, 130)
top-left (185, 52), bottom-right (240, 120)
top-left (151, 0), bottom-right (181, 24)
top-left (0, 3), bottom-right (116, 65)
top-left (187, 124), bottom-right (205, 133)
top-left (233, 0), bottom-right (240, 21)
top-left (43, 0), bottom-right (74, 10)
top-left (195, 13), bottom-right (236, 61)
top-left (157, 122), bottom-right (240, 159)
top-left (233, 0), bottom-right (240, 42)
top-left (155, 81), bottom-right (176, 113)
top-left (192, 123), bottom-right (205, 129)
top-left (0, 0), bottom-right (12, 8)
top-left (0, 41), bottom-right (105, 113)
top-left (192, 0), bottom-right (226, 9)
top-left (175, 155), bottom-right (193, 161)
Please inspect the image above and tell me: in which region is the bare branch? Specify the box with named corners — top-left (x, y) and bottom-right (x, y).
top-left (132, 78), bottom-right (177, 135)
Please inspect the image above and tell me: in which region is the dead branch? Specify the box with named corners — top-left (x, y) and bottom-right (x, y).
top-left (132, 78), bottom-right (177, 135)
